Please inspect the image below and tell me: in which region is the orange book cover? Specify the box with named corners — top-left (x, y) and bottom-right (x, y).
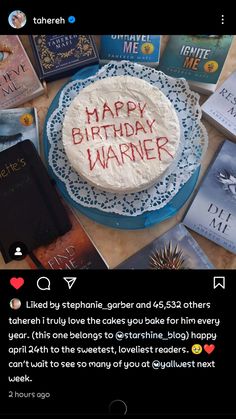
top-left (27, 201), bottom-right (107, 270)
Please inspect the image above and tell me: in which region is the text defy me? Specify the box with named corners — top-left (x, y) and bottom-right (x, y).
top-left (71, 100), bottom-right (174, 171)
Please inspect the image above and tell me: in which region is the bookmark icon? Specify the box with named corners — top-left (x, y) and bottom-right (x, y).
top-left (63, 277), bottom-right (77, 290)
top-left (213, 276), bottom-right (225, 290)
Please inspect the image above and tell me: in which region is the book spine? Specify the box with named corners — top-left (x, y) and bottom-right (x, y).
top-left (70, 206), bottom-right (109, 269)
top-left (202, 111), bottom-right (236, 141)
top-left (33, 108), bottom-right (41, 153)
top-left (29, 35), bottom-right (44, 80)
top-left (28, 252), bottom-right (44, 269)
top-left (89, 35), bottom-right (99, 59)
top-left (17, 36), bottom-right (44, 88)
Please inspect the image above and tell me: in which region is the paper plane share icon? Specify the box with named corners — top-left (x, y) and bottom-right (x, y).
top-left (63, 277), bottom-right (77, 290)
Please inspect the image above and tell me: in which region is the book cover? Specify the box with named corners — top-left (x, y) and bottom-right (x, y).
top-left (183, 140), bottom-right (236, 254)
top-left (100, 35), bottom-right (161, 66)
top-left (116, 224), bottom-right (213, 269)
top-left (158, 35), bottom-right (233, 94)
top-left (30, 35), bottom-right (99, 81)
top-left (0, 108), bottom-right (39, 152)
top-left (27, 202), bottom-right (108, 270)
top-left (202, 71), bottom-right (236, 140)
top-left (0, 35), bottom-right (44, 109)
top-left (0, 140), bottom-right (71, 263)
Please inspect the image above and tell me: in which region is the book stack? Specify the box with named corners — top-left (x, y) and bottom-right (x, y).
top-left (0, 35), bottom-right (104, 267)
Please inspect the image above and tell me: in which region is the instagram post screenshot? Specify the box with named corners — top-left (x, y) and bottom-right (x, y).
top-left (0, 2), bottom-right (235, 416)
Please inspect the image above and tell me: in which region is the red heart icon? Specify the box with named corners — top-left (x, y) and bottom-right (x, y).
top-left (10, 277), bottom-right (24, 290)
top-left (204, 344), bottom-right (215, 354)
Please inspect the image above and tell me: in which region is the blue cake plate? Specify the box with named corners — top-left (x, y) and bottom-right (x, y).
top-left (43, 64), bottom-right (200, 230)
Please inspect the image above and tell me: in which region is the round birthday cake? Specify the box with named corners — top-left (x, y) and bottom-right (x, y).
top-left (62, 76), bottom-right (181, 194)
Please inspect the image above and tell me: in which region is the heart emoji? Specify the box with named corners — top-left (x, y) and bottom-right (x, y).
top-left (204, 344), bottom-right (215, 354)
top-left (10, 277), bottom-right (24, 290)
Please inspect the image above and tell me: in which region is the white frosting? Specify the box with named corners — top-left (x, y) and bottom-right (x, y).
top-left (62, 76), bottom-right (180, 193)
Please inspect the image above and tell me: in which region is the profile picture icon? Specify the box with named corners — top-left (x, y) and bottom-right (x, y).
top-left (8, 11), bottom-right (27, 29)
top-left (10, 298), bottom-right (21, 310)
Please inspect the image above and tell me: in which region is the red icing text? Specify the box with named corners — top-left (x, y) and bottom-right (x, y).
top-left (87, 137), bottom-right (173, 171)
top-left (70, 100), bottom-right (174, 171)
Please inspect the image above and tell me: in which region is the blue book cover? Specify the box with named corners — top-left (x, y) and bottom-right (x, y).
top-left (30, 35), bottom-right (99, 81)
top-left (0, 108), bottom-right (39, 153)
top-left (116, 224), bottom-right (213, 269)
top-left (100, 35), bottom-right (161, 65)
top-left (158, 35), bottom-right (233, 94)
top-left (184, 140), bottom-right (236, 254)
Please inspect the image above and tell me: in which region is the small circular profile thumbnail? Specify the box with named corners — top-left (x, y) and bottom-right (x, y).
top-left (10, 298), bottom-right (21, 310)
top-left (8, 11), bottom-right (27, 29)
